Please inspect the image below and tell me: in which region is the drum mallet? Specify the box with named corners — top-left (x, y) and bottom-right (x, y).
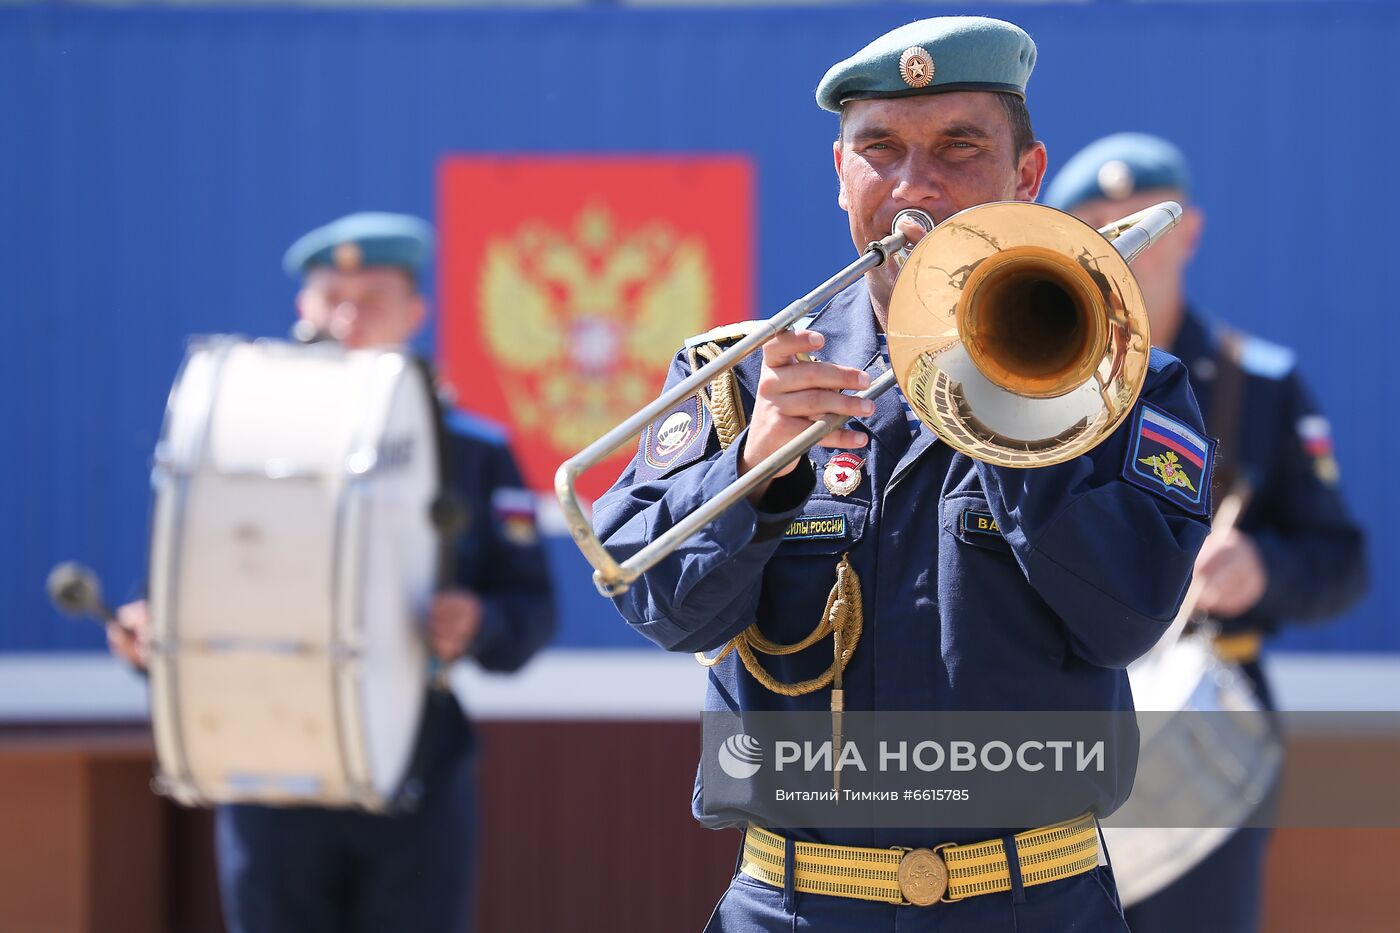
top-left (46, 561), bottom-right (119, 626)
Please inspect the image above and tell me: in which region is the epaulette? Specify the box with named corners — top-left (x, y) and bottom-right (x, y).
top-left (1146, 346), bottom-right (1176, 374)
top-left (1236, 333), bottom-right (1296, 380)
top-left (443, 407), bottom-right (509, 446)
top-left (684, 319), bottom-right (767, 349)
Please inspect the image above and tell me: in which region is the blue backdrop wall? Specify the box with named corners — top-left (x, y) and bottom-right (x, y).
top-left (3, 2), bottom-right (1395, 654)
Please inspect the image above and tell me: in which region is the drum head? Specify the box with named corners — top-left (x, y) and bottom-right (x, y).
top-left (1106, 635), bottom-right (1282, 906)
top-left (1127, 635), bottom-right (1214, 714)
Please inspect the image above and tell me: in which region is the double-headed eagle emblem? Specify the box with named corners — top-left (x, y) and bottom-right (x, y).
top-left (480, 205), bottom-right (712, 451)
top-left (1139, 450), bottom-right (1197, 493)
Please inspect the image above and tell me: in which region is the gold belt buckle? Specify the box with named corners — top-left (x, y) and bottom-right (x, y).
top-left (895, 845), bottom-right (950, 906)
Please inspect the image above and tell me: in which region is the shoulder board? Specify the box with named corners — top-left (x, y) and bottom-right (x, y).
top-left (1146, 346), bottom-right (1179, 374)
top-left (684, 319), bottom-right (767, 349)
top-left (443, 408), bottom-right (509, 446)
top-left (1236, 334), bottom-right (1296, 380)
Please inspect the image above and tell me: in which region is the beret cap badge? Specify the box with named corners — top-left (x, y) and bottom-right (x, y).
top-left (1043, 134), bottom-right (1192, 212)
top-left (898, 47), bottom-right (935, 89)
top-left (333, 241), bottom-right (363, 271)
top-left (1096, 160), bottom-right (1136, 201)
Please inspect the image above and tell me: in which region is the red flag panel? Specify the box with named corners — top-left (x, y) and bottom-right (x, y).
top-left (439, 156), bottom-right (753, 501)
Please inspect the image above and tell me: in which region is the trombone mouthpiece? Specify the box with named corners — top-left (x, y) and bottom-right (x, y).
top-left (889, 209), bottom-right (935, 270)
top-left (892, 209), bottom-right (935, 249)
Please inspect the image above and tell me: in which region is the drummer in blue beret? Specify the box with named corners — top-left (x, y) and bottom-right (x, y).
top-left (282, 211), bottom-right (435, 347)
top-left (1047, 134), bottom-right (1367, 933)
top-left (594, 17), bottom-right (1214, 933)
top-left (107, 211), bottom-right (556, 933)
top-left (283, 211), bottom-right (433, 279)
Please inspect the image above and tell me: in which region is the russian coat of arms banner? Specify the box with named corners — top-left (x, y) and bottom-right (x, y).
top-left (439, 156), bottom-right (754, 500)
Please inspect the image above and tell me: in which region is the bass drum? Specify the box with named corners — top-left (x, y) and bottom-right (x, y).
top-left (147, 337), bottom-right (438, 811)
top-left (1101, 634), bottom-right (1282, 906)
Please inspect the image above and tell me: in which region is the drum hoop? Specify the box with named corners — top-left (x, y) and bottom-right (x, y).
top-left (332, 477), bottom-right (372, 805)
top-left (1110, 636), bottom-right (1283, 906)
top-left (330, 351), bottom-right (419, 809)
top-left (150, 336), bottom-right (241, 805)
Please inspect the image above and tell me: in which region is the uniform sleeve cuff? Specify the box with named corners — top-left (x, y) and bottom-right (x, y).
top-left (1245, 531), bottom-right (1290, 619)
top-left (467, 597), bottom-right (509, 662)
top-left (751, 459), bottom-right (815, 541)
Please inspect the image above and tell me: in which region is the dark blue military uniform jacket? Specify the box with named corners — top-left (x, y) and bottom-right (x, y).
top-left (1170, 311), bottom-right (1366, 704)
top-left (594, 279), bottom-right (1212, 850)
top-left (440, 409), bottom-right (555, 673)
top-left (413, 409), bottom-right (556, 775)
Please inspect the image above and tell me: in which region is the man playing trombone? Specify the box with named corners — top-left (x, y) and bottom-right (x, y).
top-left (592, 17), bottom-right (1214, 931)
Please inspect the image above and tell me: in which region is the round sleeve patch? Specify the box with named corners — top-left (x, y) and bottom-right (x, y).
top-left (634, 393), bottom-right (714, 482)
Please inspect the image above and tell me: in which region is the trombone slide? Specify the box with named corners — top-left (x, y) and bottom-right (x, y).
top-left (555, 227), bottom-right (918, 596)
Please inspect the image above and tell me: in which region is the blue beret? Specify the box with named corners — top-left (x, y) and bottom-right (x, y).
top-left (1044, 133), bottom-right (1192, 212)
top-left (283, 212), bottom-right (434, 278)
top-left (816, 17), bottom-right (1036, 114)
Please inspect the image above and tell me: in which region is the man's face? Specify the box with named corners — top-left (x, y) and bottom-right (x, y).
top-left (834, 92), bottom-right (1047, 256)
top-left (296, 266), bottom-right (425, 349)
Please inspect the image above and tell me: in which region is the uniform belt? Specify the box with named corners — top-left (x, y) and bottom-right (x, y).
top-left (740, 813), bottom-right (1099, 907)
top-left (1213, 631), bottom-right (1262, 663)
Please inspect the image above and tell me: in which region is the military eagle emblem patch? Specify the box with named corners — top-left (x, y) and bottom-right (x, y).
top-left (1123, 402), bottom-right (1215, 515)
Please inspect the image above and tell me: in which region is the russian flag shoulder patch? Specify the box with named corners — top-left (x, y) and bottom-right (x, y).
top-left (1122, 402), bottom-right (1215, 516)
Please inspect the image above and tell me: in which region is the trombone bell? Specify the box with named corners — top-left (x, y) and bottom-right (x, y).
top-left (887, 201), bottom-right (1155, 468)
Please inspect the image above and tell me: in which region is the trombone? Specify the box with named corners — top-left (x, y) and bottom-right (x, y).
top-left (556, 200), bottom-right (1183, 596)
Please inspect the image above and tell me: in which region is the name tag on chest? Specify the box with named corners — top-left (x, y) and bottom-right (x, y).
top-left (784, 514), bottom-right (848, 540)
top-left (961, 509), bottom-right (1002, 537)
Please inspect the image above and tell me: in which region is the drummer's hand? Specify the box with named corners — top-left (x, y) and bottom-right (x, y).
top-left (108, 600), bottom-right (151, 671)
top-left (739, 329), bottom-right (873, 502)
top-left (1193, 528), bottom-right (1268, 618)
top-left (428, 591), bottom-right (483, 663)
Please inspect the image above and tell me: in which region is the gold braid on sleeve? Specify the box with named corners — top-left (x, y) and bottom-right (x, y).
top-left (687, 341), bottom-right (748, 450)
